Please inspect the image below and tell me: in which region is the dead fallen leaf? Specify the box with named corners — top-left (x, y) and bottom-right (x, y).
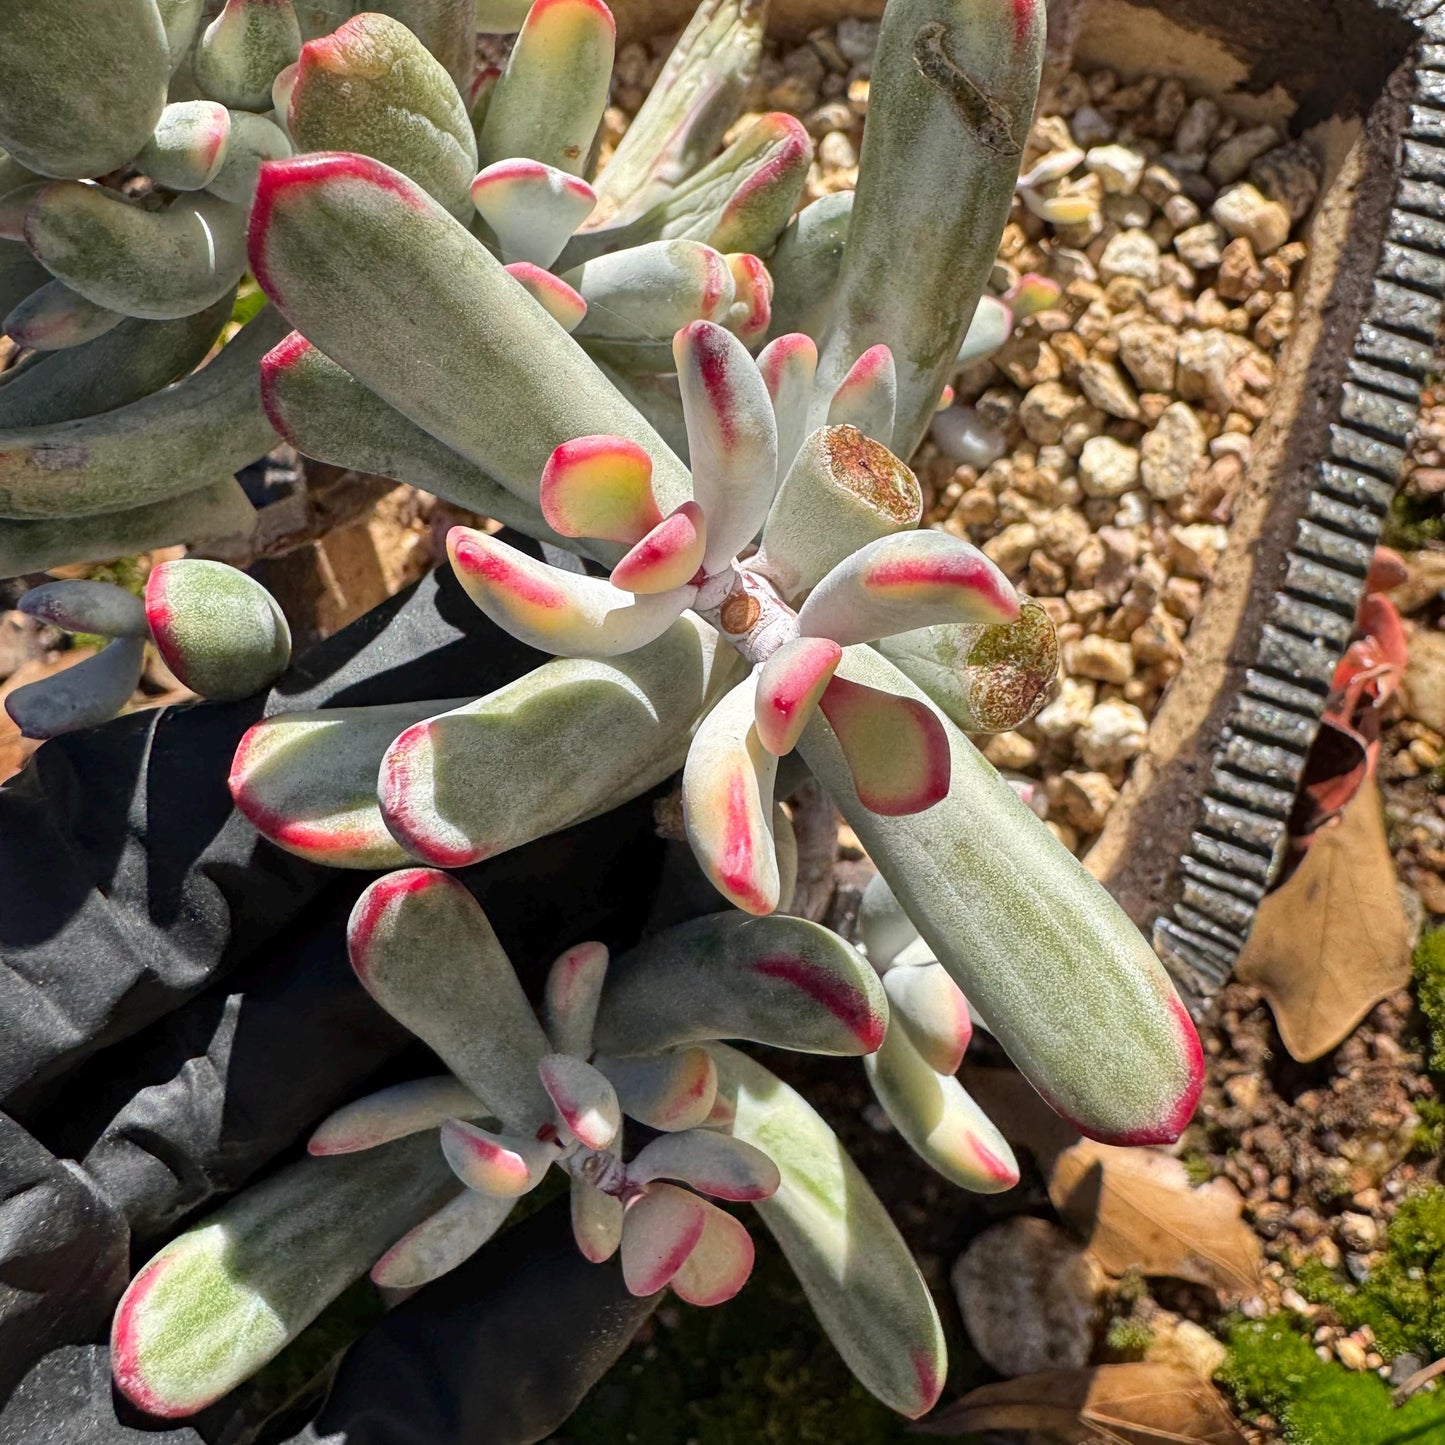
top-left (1236, 780), bottom-right (1411, 1062)
top-left (916, 1363), bottom-right (1248, 1443)
top-left (0, 648), bottom-right (95, 785)
top-left (1049, 1140), bottom-right (1262, 1297)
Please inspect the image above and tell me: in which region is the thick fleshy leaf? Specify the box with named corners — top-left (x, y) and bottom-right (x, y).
top-left (157, 0), bottom-right (206, 72)
top-left (858, 870), bottom-right (920, 972)
top-left (565, 240), bottom-right (734, 373)
top-left (474, 0), bottom-right (534, 32)
top-left (0, 305), bottom-right (284, 519)
top-left (827, 345), bottom-right (897, 446)
top-left (682, 672), bottom-right (779, 914)
top-left (723, 251), bottom-right (772, 347)
top-left (472, 159), bottom-right (596, 265)
top-left (545, 940), bottom-right (610, 1058)
top-left (798, 645), bottom-right (1205, 1146)
top-left (0, 182), bottom-right (43, 243)
top-left (589, 0), bottom-right (765, 223)
top-left (476, 0), bottom-right (615, 174)
top-left (764, 191), bottom-right (850, 343)
top-left (594, 911), bottom-right (887, 1057)
top-left (956, 294), bottom-right (1013, 367)
top-left (0, 480), bottom-right (254, 580)
top-left (3, 637), bottom-right (144, 740)
top-left (110, 1135), bottom-right (455, 1419)
top-left (539, 434), bottom-right (662, 544)
top-left (594, 1048), bottom-right (718, 1132)
top-left (0, 241), bottom-right (47, 325)
top-left (628, 1129), bottom-right (779, 1201)
top-left (440, 1118), bottom-right (555, 1197)
top-left (598, 358), bottom-right (691, 462)
top-left (308, 1075), bottom-right (490, 1155)
top-left (378, 615), bottom-right (732, 866)
top-left (247, 151), bottom-right (691, 513)
top-left (4, 281), bottom-right (122, 351)
top-left (756, 332), bottom-right (817, 483)
top-left (289, 12), bottom-right (478, 218)
top-left (876, 598), bottom-right (1060, 734)
top-left (230, 697), bottom-right (467, 867)
top-left (571, 1171), bottom-right (624, 1262)
top-left (16, 579), bottom-right (147, 638)
top-left (204, 111), bottom-right (293, 205)
top-left (753, 425), bottom-right (921, 602)
top-left (754, 636), bottom-right (841, 756)
top-left (671, 1199), bottom-right (754, 1306)
top-left (0, 3), bottom-right (169, 179)
top-left (799, 530), bottom-right (1019, 647)
top-left (347, 869), bottom-right (553, 1129)
top-left (539, 1053), bottom-right (621, 1149)
top-left (707, 1045), bottom-right (946, 1418)
top-left (883, 962), bottom-right (973, 1076)
top-left (813, 0), bottom-right (1043, 453)
top-left (468, 63), bottom-right (501, 138)
top-left (674, 320), bottom-right (777, 571)
top-left (610, 502), bottom-right (707, 594)
top-left (620, 1182), bottom-right (707, 1296)
top-left (505, 262), bottom-right (589, 331)
top-left (447, 525), bottom-right (694, 657)
top-left (1004, 272), bottom-right (1061, 318)
top-left (559, 113), bottom-right (812, 267)
top-left (259, 334), bottom-right (580, 553)
top-left (816, 673), bottom-right (951, 817)
top-left (864, 1022), bottom-right (1017, 1192)
top-left (24, 186), bottom-right (247, 322)
top-left (194, 0), bottom-right (303, 112)
top-left (146, 559), bottom-right (291, 701)
top-left (137, 101), bottom-right (233, 191)
top-left (371, 1189), bottom-right (514, 1289)
top-left (368, 0), bottom-right (476, 88)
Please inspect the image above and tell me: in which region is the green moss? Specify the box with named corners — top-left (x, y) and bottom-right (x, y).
top-left (1218, 1318), bottom-right (1445, 1445)
top-left (1297, 1188), bottom-right (1445, 1363)
top-left (1412, 1100), bottom-right (1445, 1158)
top-left (1416, 929), bottom-right (1445, 1076)
top-left (558, 1238), bottom-right (972, 1445)
top-left (1104, 1314), bottom-right (1153, 1359)
top-left (1180, 1149), bottom-right (1215, 1187)
top-left (1384, 491), bottom-right (1445, 552)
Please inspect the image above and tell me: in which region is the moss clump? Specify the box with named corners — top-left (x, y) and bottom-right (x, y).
top-left (1384, 491), bottom-right (1445, 552)
top-left (1297, 1187), bottom-right (1445, 1363)
top-left (1412, 1099), bottom-right (1445, 1158)
top-left (1416, 928), bottom-right (1445, 1075)
top-left (1219, 1318), bottom-right (1445, 1445)
top-left (1104, 1314), bottom-right (1153, 1359)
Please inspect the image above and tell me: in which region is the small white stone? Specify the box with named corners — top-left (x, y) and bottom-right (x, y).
top-left (1085, 143), bottom-right (1145, 194)
top-left (1078, 435), bottom-right (1140, 497)
top-left (1077, 698), bottom-right (1148, 768)
top-left (1035, 676), bottom-right (1096, 739)
top-left (818, 129), bottom-right (857, 171)
top-left (1174, 221), bottom-right (1226, 269)
top-left (930, 405), bottom-right (1007, 469)
top-left (1098, 228), bottom-right (1161, 286)
top-left (1140, 400), bottom-right (1207, 500)
top-left (1211, 182), bottom-right (1291, 255)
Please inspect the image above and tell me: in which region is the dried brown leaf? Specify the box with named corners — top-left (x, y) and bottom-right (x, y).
top-left (1049, 1140), bottom-right (1262, 1296)
top-left (1235, 780), bottom-right (1411, 1063)
top-left (917, 1363), bottom-right (1248, 1443)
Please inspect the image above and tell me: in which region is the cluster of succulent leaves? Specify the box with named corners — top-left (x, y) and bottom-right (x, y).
top-left (0, 0), bottom-right (1211, 1430)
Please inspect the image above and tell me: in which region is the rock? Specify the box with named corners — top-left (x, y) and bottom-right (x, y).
top-left (982, 521), bottom-right (1039, 575)
top-left (1250, 140), bottom-right (1322, 223)
top-left (1175, 97), bottom-right (1220, 156)
top-left (1338, 1212), bottom-right (1379, 1251)
top-left (1065, 634), bottom-right (1135, 685)
top-left (1162, 193), bottom-right (1202, 232)
top-left (1212, 182), bottom-right (1291, 255)
top-left (1139, 162), bottom-right (1182, 207)
top-left (817, 129), bottom-right (856, 171)
top-left (1402, 628), bottom-right (1445, 734)
top-left (1098, 228), bottom-right (1161, 286)
top-left (834, 16), bottom-right (878, 64)
top-left (1177, 327), bottom-right (1248, 411)
top-left (930, 405), bottom-right (1007, 469)
top-left (1145, 1314), bottom-right (1229, 1381)
top-left (1070, 104), bottom-right (1114, 147)
top-left (1039, 505), bottom-right (1092, 562)
top-left (951, 1218), bottom-right (1103, 1378)
top-left (1019, 380), bottom-right (1087, 445)
top-left (1391, 550), bottom-right (1445, 614)
top-left (1078, 358), bottom-right (1141, 420)
top-left (1086, 143), bottom-right (1145, 194)
top-left (1077, 698), bottom-right (1148, 768)
top-left (1169, 522), bottom-right (1230, 580)
top-left (1131, 609), bottom-right (1185, 665)
top-left (1174, 221), bottom-right (1225, 270)
top-left (982, 730), bottom-right (1038, 770)
top-left (1337, 1336), bottom-right (1370, 1371)
top-left (1216, 237), bottom-right (1263, 301)
top-left (994, 335), bottom-right (1062, 389)
top-left (1207, 124), bottom-right (1280, 185)
top-left (1140, 400), bottom-right (1207, 500)
top-left (1035, 676), bottom-right (1095, 739)
top-left (1117, 319), bottom-right (1178, 392)
top-left (951, 485), bottom-right (999, 528)
top-left (1056, 769), bottom-right (1119, 832)
top-left (0, 611), bottom-right (56, 679)
top-left (1078, 435), bottom-right (1141, 497)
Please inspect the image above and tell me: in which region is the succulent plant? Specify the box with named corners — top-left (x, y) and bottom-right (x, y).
top-left (5, 562), bottom-right (290, 738)
top-left (113, 873), bottom-right (951, 1419)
